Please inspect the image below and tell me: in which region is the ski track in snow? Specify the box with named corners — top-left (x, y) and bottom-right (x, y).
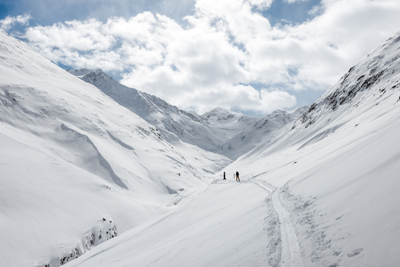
top-left (255, 181), bottom-right (304, 267)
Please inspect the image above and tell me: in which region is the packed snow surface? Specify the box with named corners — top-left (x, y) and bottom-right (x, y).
top-left (1, 28), bottom-right (400, 267)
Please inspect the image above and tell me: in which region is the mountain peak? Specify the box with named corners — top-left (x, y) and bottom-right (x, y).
top-left (67, 68), bottom-right (110, 79)
top-left (201, 107), bottom-right (240, 120)
top-left (210, 107), bottom-right (231, 113)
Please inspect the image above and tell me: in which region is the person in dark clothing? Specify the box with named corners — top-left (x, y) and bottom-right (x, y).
top-left (236, 171), bottom-right (240, 182)
top-left (223, 172), bottom-right (226, 180)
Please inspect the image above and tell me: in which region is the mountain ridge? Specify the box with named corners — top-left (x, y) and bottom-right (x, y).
top-left (68, 68), bottom-right (309, 159)
top-left (223, 30), bottom-right (400, 266)
top-left (67, 68), bottom-right (230, 153)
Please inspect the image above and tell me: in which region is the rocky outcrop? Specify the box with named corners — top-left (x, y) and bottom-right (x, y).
top-left (36, 217), bottom-right (118, 267)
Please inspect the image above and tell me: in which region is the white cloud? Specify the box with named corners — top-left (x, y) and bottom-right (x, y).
top-left (0, 14), bottom-right (32, 31)
top-left (248, 0), bottom-right (275, 10)
top-left (19, 0), bottom-right (400, 115)
top-left (284, 0), bottom-right (310, 3)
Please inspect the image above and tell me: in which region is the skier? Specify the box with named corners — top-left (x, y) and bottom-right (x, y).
top-left (236, 171), bottom-right (240, 182)
top-left (223, 172), bottom-right (226, 180)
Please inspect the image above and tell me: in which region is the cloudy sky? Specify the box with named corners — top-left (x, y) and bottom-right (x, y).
top-left (1, 0), bottom-right (400, 115)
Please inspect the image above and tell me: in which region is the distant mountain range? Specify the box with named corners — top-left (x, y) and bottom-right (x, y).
top-left (67, 68), bottom-right (308, 159)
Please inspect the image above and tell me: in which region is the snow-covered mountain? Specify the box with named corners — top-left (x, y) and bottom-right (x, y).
top-left (67, 69), bottom-right (228, 153)
top-left (2, 26), bottom-right (400, 267)
top-left (0, 30), bottom-right (230, 267)
top-left (64, 73), bottom-right (296, 159)
top-left (223, 31), bottom-right (400, 266)
top-left (220, 106), bottom-right (309, 160)
top-left (200, 107), bottom-right (259, 138)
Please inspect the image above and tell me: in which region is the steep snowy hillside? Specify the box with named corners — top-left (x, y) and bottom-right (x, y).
top-left (67, 69), bottom-right (227, 153)
top-left (0, 30), bottom-right (230, 267)
top-left (220, 106), bottom-right (308, 160)
top-left (224, 31), bottom-right (400, 266)
top-left (299, 32), bottom-right (400, 130)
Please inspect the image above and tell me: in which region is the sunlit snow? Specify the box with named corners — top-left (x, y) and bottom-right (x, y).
top-left (1, 29), bottom-right (400, 267)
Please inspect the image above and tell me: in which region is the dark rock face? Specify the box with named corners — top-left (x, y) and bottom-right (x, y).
top-left (39, 218), bottom-right (118, 267)
top-left (299, 31), bottom-right (400, 129)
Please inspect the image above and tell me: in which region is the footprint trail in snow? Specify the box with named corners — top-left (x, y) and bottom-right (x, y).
top-left (255, 181), bottom-right (304, 267)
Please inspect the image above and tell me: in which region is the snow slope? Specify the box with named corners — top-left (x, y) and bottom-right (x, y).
top-left (64, 31), bottom-right (400, 267)
top-left (67, 69), bottom-right (228, 153)
top-left (224, 31), bottom-right (400, 266)
top-left (0, 30), bottom-right (230, 267)
top-left (65, 181), bottom-right (281, 267)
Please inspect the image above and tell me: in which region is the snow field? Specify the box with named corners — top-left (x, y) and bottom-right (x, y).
top-left (225, 76), bottom-right (400, 266)
top-left (65, 182), bottom-right (281, 267)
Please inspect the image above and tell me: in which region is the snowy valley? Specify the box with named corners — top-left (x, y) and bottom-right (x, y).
top-left (1, 28), bottom-right (400, 267)
top-left (66, 68), bottom-right (309, 161)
